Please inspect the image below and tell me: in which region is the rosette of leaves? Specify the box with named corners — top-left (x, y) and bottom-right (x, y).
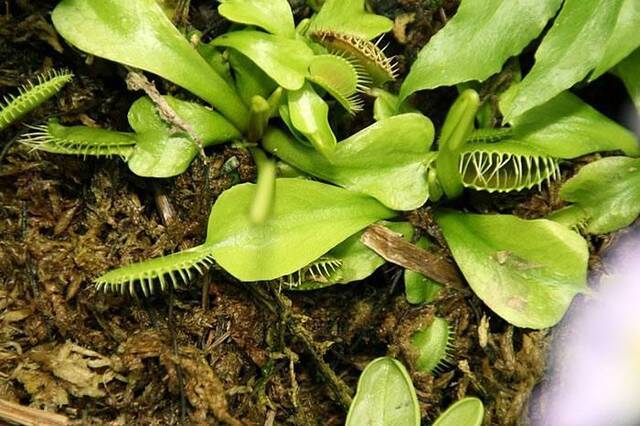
top-left (211, 0), bottom-right (397, 158)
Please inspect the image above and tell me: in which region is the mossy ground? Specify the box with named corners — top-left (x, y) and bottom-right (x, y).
top-left (0, 1), bottom-right (626, 424)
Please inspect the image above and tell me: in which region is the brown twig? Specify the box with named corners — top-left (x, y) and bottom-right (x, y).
top-left (0, 399), bottom-right (68, 426)
top-left (152, 184), bottom-right (177, 227)
top-left (361, 224), bottom-right (463, 286)
top-left (125, 70), bottom-right (206, 161)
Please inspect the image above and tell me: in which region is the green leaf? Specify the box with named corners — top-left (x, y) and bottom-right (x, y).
top-left (126, 96), bottom-right (240, 177)
top-left (433, 397), bottom-right (484, 426)
top-left (435, 211), bottom-right (589, 329)
top-left (218, 0), bottom-right (295, 37)
top-left (614, 48), bottom-right (640, 111)
top-left (405, 238), bottom-right (442, 304)
top-left (286, 82), bottom-right (337, 159)
top-left (309, 0), bottom-right (392, 40)
top-left (128, 96), bottom-right (240, 142)
top-left (206, 178), bottom-right (394, 281)
top-left (52, 0), bottom-right (248, 131)
top-left (508, 91), bottom-right (640, 158)
top-left (291, 222), bottom-right (414, 290)
top-left (263, 113), bottom-right (435, 210)
top-left (503, 0), bottom-right (624, 119)
top-left (228, 50), bottom-right (278, 107)
top-left (211, 30), bottom-right (314, 90)
top-left (346, 357), bottom-right (420, 426)
top-left (399, 0), bottom-right (562, 100)
top-left (591, 0), bottom-right (640, 79)
top-left (127, 131), bottom-right (199, 178)
top-left (559, 157), bottom-right (640, 234)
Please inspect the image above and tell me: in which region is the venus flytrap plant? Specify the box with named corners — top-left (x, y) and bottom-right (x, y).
top-left (23, 95), bottom-right (240, 178)
top-left (95, 178), bottom-right (394, 293)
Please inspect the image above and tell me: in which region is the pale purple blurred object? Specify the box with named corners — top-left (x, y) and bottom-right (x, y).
top-left (531, 227), bottom-right (640, 426)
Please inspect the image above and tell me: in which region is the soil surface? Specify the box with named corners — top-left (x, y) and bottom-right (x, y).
top-left (0, 1), bottom-right (629, 425)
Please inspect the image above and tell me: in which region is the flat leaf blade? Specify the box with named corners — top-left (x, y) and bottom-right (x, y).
top-left (435, 211), bottom-right (589, 329)
top-left (211, 31), bottom-right (314, 90)
top-left (508, 91), bottom-right (640, 158)
top-left (614, 48), bottom-right (640, 111)
top-left (504, 0), bottom-right (623, 119)
top-left (218, 0), bottom-right (294, 37)
top-left (400, 0), bottom-right (562, 100)
top-left (206, 178), bottom-right (394, 281)
top-left (346, 357), bottom-right (420, 426)
top-left (591, 0), bottom-right (640, 79)
top-left (433, 397), bottom-right (484, 426)
top-left (309, 0), bottom-right (392, 40)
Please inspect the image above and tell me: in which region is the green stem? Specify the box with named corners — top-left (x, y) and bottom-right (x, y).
top-left (247, 95), bottom-right (271, 142)
top-left (435, 89), bottom-right (480, 199)
top-left (249, 147), bottom-right (276, 223)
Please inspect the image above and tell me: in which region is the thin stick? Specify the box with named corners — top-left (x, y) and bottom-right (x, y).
top-left (125, 70), bottom-right (206, 161)
top-left (361, 224), bottom-right (463, 286)
top-left (0, 399), bottom-right (68, 426)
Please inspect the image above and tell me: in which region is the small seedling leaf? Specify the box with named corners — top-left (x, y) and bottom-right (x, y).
top-left (433, 397), bottom-right (484, 426)
top-left (346, 357), bottom-right (420, 426)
